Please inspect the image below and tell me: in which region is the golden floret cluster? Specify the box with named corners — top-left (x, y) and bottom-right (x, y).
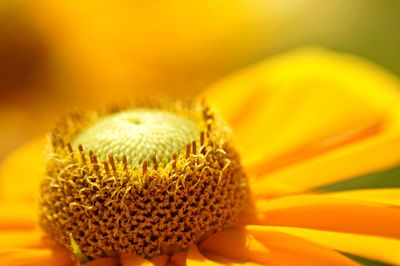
top-left (38, 100), bottom-right (248, 260)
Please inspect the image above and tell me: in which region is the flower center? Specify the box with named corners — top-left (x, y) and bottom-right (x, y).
top-left (72, 110), bottom-right (200, 166)
top-left (39, 103), bottom-right (248, 261)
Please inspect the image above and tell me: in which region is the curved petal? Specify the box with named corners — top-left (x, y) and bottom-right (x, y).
top-left (0, 138), bottom-right (45, 203)
top-left (200, 227), bottom-right (358, 266)
top-left (255, 226), bottom-right (400, 266)
top-left (0, 202), bottom-right (36, 230)
top-left (0, 248), bottom-right (73, 266)
top-left (120, 254), bottom-right (169, 266)
top-left (246, 193), bottom-right (400, 238)
top-left (204, 48), bottom-right (400, 196)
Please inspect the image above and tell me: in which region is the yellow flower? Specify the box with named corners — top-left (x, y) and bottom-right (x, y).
top-left (1, 48), bottom-right (400, 266)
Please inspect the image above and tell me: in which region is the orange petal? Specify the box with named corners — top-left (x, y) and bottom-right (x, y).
top-left (169, 251), bottom-right (187, 266)
top-left (204, 47), bottom-right (400, 196)
top-left (83, 257), bottom-right (120, 266)
top-left (258, 226), bottom-right (400, 266)
top-left (187, 245), bottom-right (262, 266)
top-left (249, 194), bottom-right (400, 238)
top-left (0, 248), bottom-right (73, 266)
top-left (0, 230), bottom-right (49, 249)
top-left (200, 227), bottom-right (358, 266)
top-left (199, 228), bottom-right (271, 265)
top-left (186, 245), bottom-right (220, 266)
top-left (0, 138), bottom-right (45, 203)
top-left (120, 253), bottom-right (169, 266)
top-left (0, 202), bottom-right (36, 230)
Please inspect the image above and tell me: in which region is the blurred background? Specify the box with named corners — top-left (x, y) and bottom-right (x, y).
top-left (0, 1), bottom-right (398, 265)
top-left (1, 0), bottom-right (399, 160)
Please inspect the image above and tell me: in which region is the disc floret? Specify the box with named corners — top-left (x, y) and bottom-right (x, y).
top-left (39, 101), bottom-right (248, 260)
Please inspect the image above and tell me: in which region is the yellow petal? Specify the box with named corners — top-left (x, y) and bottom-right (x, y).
top-left (200, 227), bottom-right (358, 266)
top-left (0, 138), bottom-right (45, 202)
top-left (255, 189), bottom-right (400, 211)
top-left (323, 188), bottom-right (400, 206)
top-left (0, 202), bottom-right (36, 230)
top-left (257, 225), bottom-right (400, 266)
top-left (249, 194), bottom-right (400, 238)
top-left (0, 248), bottom-right (73, 266)
top-left (204, 47), bottom-right (400, 196)
top-left (120, 254), bottom-right (169, 266)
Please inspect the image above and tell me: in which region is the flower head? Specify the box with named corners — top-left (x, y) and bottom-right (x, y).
top-left (40, 102), bottom-right (247, 259)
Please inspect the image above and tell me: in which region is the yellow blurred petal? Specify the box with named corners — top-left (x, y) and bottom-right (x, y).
top-left (249, 195), bottom-right (400, 238)
top-left (0, 202), bottom-right (36, 230)
top-left (0, 138), bottom-right (45, 202)
top-left (200, 227), bottom-right (358, 266)
top-left (204, 47), bottom-right (400, 196)
top-left (257, 226), bottom-right (400, 266)
top-left (120, 253), bottom-right (169, 266)
top-left (0, 230), bottom-right (48, 249)
top-left (24, 1), bottom-right (290, 105)
top-left (0, 248), bottom-right (73, 266)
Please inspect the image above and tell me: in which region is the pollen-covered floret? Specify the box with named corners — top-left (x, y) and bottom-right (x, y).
top-left (38, 100), bottom-right (248, 260)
